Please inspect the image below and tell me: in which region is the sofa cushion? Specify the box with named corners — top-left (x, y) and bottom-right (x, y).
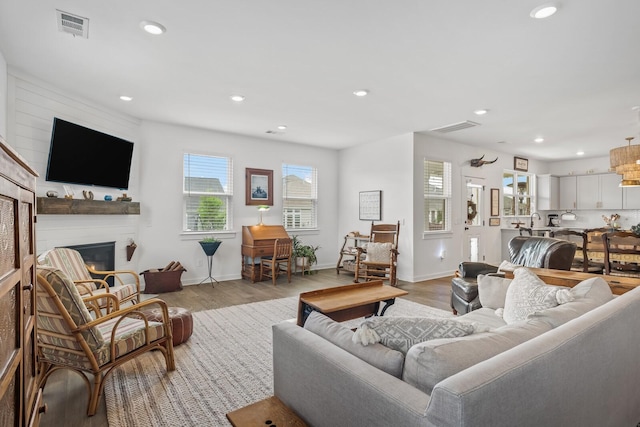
top-left (477, 274), bottom-right (512, 309)
top-left (528, 276), bottom-right (613, 327)
top-left (352, 317), bottom-right (482, 354)
top-left (403, 318), bottom-right (552, 395)
top-left (502, 267), bottom-right (570, 324)
top-left (459, 307), bottom-right (508, 329)
top-left (303, 311), bottom-right (405, 378)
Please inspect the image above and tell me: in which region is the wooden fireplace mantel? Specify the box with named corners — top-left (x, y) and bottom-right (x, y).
top-left (36, 197), bottom-right (140, 215)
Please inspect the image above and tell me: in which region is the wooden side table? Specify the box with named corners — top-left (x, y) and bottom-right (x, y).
top-left (226, 396), bottom-right (307, 427)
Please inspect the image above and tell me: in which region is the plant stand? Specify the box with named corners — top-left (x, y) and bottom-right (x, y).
top-left (198, 241), bottom-right (222, 287)
top-left (198, 254), bottom-right (219, 287)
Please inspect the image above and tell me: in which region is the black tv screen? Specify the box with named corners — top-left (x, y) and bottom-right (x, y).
top-left (46, 118), bottom-right (134, 190)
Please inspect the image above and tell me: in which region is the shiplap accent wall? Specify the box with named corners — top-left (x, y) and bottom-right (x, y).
top-left (7, 70), bottom-right (142, 271)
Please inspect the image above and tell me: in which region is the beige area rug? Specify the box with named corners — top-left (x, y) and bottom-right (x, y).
top-left (104, 296), bottom-right (452, 427)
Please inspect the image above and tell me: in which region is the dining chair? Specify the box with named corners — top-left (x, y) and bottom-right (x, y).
top-left (549, 229), bottom-right (604, 273)
top-left (261, 238), bottom-right (293, 285)
top-left (602, 231), bottom-right (640, 277)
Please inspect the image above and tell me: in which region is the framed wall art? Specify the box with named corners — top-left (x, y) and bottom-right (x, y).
top-left (359, 190), bottom-right (381, 221)
top-left (245, 168), bottom-right (273, 206)
top-left (514, 156), bottom-right (529, 172)
top-left (489, 217), bottom-right (501, 226)
top-left (490, 188), bottom-right (500, 217)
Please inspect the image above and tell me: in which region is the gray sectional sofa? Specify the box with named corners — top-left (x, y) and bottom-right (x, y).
top-left (272, 270), bottom-right (640, 427)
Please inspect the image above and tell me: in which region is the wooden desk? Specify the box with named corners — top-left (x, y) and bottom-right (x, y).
top-left (241, 225), bottom-right (289, 282)
top-left (297, 280), bottom-right (408, 326)
top-left (226, 396), bottom-right (307, 427)
top-left (504, 267), bottom-right (640, 295)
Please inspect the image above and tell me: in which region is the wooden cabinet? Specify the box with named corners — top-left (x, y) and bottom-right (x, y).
top-left (0, 137), bottom-right (43, 427)
top-left (536, 174), bottom-right (559, 210)
top-left (559, 175), bottom-right (577, 210)
top-left (576, 173), bottom-right (622, 210)
top-left (336, 234), bottom-right (369, 274)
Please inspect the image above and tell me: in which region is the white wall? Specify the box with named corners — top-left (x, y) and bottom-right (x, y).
top-left (7, 71), bottom-right (142, 271)
top-left (0, 50), bottom-right (7, 139)
top-left (137, 121), bottom-right (339, 284)
top-left (338, 133), bottom-right (414, 280)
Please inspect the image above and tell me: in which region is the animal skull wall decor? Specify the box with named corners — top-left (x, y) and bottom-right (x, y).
top-left (469, 155), bottom-right (498, 167)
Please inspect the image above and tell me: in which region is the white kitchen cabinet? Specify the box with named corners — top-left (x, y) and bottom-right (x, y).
top-left (576, 173), bottom-right (622, 209)
top-left (536, 174), bottom-right (559, 210)
top-left (559, 175), bottom-right (577, 210)
top-left (623, 186), bottom-right (640, 209)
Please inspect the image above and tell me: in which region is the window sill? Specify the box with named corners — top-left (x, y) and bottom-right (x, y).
top-left (180, 231), bottom-right (237, 241)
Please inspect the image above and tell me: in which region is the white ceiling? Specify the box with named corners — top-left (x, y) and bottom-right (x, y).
top-left (1, 0), bottom-right (640, 161)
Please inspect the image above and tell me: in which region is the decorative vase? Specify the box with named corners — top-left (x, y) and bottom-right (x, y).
top-left (199, 241), bottom-right (221, 256)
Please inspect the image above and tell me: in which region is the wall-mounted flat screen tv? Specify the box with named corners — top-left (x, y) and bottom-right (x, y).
top-left (46, 118), bottom-right (134, 190)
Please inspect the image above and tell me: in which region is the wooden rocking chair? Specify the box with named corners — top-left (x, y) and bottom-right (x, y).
top-left (354, 221), bottom-right (400, 286)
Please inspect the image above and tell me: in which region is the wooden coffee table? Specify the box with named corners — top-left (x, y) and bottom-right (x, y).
top-left (296, 280), bottom-right (408, 326)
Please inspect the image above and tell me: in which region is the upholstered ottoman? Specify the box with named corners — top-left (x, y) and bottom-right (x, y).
top-left (142, 306), bottom-right (193, 346)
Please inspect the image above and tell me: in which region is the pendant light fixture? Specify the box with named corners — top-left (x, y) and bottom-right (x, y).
top-left (610, 136), bottom-right (640, 187)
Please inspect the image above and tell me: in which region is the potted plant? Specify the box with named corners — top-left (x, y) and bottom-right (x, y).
top-left (198, 236), bottom-right (222, 256)
top-left (292, 235), bottom-right (320, 273)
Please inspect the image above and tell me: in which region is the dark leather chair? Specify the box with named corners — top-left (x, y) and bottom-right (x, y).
top-left (451, 236), bottom-right (577, 314)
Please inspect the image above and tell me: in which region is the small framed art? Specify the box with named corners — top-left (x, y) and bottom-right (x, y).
top-left (490, 188), bottom-right (500, 217)
top-left (514, 156), bottom-right (529, 172)
top-left (489, 217), bottom-right (501, 226)
top-left (245, 168), bottom-right (273, 206)
top-left (359, 190), bottom-right (382, 221)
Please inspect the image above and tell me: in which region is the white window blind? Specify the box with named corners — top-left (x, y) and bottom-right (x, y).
top-left (282, 164), bottom-right (317, 229)
top-left (424, 159), bottom-right (452, 232)
top-left (183, 153), bottom-right (233, 232)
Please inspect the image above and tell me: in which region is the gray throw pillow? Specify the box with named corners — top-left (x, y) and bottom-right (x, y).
top-left (352, 316), bottom-right (480, 354)
top-left (477, 274), bottom-right (512, 309)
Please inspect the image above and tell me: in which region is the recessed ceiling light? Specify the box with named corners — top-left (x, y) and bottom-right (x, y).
top-left (230, 95), bottom-right (245, 102)
top-left (353, 89), bottom-right (369, 97)
top-left (474, 109), bottom-right (489, 115)
top-left (277, 125), bottom-right (287, 130)
top-left (576, 151), bottom-right (585, 156)
top-left (530, 3), bottom-right (558, 19)
top-left (119, 95), bottom-right (133, 102)
top-left (534, 137), bottom-right (544, 143)
top-left (140, 21), bottom-right (166, 35)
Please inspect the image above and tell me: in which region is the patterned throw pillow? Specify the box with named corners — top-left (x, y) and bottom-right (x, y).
top-left (365, 242), bottom-right (392, 263)
top-left (502, 267), bottom-right (570, 324)
top-left (352, 317), bottom-right (480, 354)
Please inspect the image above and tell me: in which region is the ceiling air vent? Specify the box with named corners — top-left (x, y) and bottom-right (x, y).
top-left (56, 10), bottom-right (89, 38)
top-left (430, 120), bottom-right (481, 133)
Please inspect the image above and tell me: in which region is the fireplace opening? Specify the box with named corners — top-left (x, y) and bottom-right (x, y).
top-left (65, 241), bottom-right (116, 287)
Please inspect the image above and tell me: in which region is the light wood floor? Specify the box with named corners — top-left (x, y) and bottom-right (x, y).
top-left (39, 269), bottom-right (452, 427)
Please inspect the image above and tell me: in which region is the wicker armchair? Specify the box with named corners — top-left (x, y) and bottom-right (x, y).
top-left (38, 247), bottom-right (140, 308)
top-left (36, 266), bottom-right (175, 416)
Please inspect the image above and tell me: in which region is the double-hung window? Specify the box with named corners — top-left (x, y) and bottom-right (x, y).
top-left (183, 153), bottom-right (233, 232)
top-left (424, 159), bottom-right (452, 232)
top-left (282, 164), bottom-right (317, 230)
top-left (502, 171), bottom-right (534, 216)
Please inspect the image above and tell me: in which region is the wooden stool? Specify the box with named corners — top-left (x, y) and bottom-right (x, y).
top-left (141, 306), bottom-right (193, 346)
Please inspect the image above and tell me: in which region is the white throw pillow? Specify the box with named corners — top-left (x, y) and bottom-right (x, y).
top-left (502, 267), bottom-right (570, 324)
top-left (352, 316), bottom-right (482, 354)
top-left (365, 242), bottom-right (392, 263)
top-left (477, 274), bottom-right (512, 309)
